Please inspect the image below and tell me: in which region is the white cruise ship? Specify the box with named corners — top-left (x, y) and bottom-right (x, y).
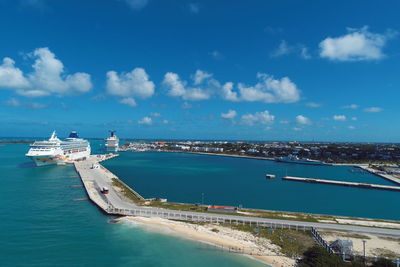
top-left (105, 130), bottom-right (119, 152)
top-left (26, 131), bottom-right (91, 166)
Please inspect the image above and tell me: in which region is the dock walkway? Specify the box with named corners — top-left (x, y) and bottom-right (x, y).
top-left (74, 155), bottom-right (400, 237)
top-left (358, 166), bottom-right (400, 185)
top-left (282, 176), bottom-right (400, 192)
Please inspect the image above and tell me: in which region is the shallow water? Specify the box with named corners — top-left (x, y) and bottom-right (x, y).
top-left (0, 143), bottom-right (266, 267)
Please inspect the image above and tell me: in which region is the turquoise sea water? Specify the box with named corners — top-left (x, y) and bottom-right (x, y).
top-left (102, 150), bottom-right (400, 221)
top-left (0, 143), bottom-right (266, 267)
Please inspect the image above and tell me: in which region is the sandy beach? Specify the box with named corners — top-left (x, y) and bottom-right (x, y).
top-left (118, 216), bottom-right (295, 267)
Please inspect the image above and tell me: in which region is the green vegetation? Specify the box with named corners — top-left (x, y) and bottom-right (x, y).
top-left (265, 229), bottom-right (315, 257)
top-left (225, 224), bottom-right (315, 258)
top-left (240, 208), bottom-right (320, 222)
top-left (372, 248), bottom-right (400, 259)
top-left (321, 231), bottom-right (371, 240)
top-left (299, 245), bottom-right (349, 267)
top-left (144, 201), bottom-right (209, 212)
top-left (111, 178), bottom-right (144, 204)
top-left (299, 245), bottom-right (397, 267)
top-left (370, 258), bottom-right (397, 267)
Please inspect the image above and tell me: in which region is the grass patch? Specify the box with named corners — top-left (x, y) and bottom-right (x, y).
top-left (263, 229), bottom-right (315, 257)
top-left (111, 178), bottom-right (144, 204)
top-left (372, 248), bottom-right (400, 258)
top-left (321, 231), bottom-right (371, 240)
top-left (225, 224), bottom-right (315, 258)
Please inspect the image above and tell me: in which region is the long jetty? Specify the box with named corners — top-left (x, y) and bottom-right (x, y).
top-left (73, 155), bottom-right (400, 237)
top-left (283, 176), bottom-right (400, 192)
top-left (357, 166), bottom-right (400, 185)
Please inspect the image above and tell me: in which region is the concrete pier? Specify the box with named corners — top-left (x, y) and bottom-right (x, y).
top-left (358, 166), bottom-right (400, 185)
top-left (73, 155), bottom-right (400, 237)
top-left (282, 176), bottom-right (400, 192)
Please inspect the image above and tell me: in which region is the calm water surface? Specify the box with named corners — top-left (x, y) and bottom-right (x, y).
top-left (102, 151), bottom-right (400, 221)
top-left (0, 143), bottom-right (266, 267)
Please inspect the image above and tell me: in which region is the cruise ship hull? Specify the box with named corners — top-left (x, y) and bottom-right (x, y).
top-left (29, 155), bottom-right (65, 166)
top-left (27, 151), bottom-right (90, 166)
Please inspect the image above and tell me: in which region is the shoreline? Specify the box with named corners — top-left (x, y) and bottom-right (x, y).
top-left (118, 216), bottom-right (295, 267)
top-left (158, 150), bottom-right (373, 167)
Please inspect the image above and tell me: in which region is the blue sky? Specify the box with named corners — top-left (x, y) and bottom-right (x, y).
top-left (0, 0), bottom-right (399, 141)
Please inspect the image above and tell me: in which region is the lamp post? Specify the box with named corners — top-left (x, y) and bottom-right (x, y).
top-left (362, 240), bottom-right (367, 266)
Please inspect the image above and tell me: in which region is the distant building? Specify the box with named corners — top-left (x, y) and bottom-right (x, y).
top-left (208, 205), bottom-right (238, 213)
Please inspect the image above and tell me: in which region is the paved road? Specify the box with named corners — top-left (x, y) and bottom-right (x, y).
top-left (75, 156), bottom-right (400, 237)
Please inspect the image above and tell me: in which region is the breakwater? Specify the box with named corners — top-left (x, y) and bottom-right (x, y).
top-left (282, 176), bottom-right (400, 192)
top-left (73, 154), bottom-right (400, 237)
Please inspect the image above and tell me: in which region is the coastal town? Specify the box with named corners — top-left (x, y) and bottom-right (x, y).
top-left (120, 140), bottom-right (400, 163)
top-left (120, 140), bottom-right (400, 172)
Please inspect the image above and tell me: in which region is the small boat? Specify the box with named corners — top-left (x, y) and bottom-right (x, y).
top-left (101, 187), bottom-right (109, 194)
top-left (275, 155), bottom-right (330, 166)
top-left (265, 174), bottom-right (276, 179)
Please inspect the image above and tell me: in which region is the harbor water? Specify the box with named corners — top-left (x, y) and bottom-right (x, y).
top-left (0, 142), bottom-right (265, 267)
top-left (102, 150), bottom-right (400, 221)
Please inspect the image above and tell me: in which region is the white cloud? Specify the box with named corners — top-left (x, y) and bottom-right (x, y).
top-left (306, 102), bottom-right (321, 108)
top-left (343, 104), bottom-right (359, 109)
top-left (162, 119), bottom-right (169, 124)
top-left (319, 26), bottom-right (396, 61)
top-left (150, 112), bottom-right (161, 117)
top-left (333, 115), bottom-right (346, 121)
top-left (5, 97), bottom-right (21, 107)
top-left (364, 107), bottom-right (382, 112)
top-left (119, 97), bottom-right (137, 107)
top-left (293, 127), bottom-right (302, 131)
top-left (124, 0), bottom-right (148, 9)
top-left (193, 70), bottom-right (212, 85)
top-left (26, 102), bottom-right (46, 109)
top-left (28, 48), bottom-right (92, 95)
top-left (188, 3), bottom-right (200, 13)
top-left (107, 68), bottom-right (154, 97)
top-left (241, 110), bottom-right (274, 126)
top-left (221, 110), bottom-right (237, 119)
top-left (237, 73), bottom-right (300, 103)
top-left (300, 46), bottom-right (311, 59)
top-left (348, 126), bottom-right (356, 130)
top-left (181, 102), bottom-right (192, 109)
top-left (351, 117), bottom-right (357, 121)
top-left (271, 41), bottom-right (311, 59)
top-left (221, 82), bottom-right (239, 101)
top-left (5, 97), bottom-right (46, 109)
top-left (0, 58), bottom-right (30, 88)
top-left (0, 47), bottom-right (92, 97)
top-left (164, 70), bottom-right (300, 104)
top-left (164, 72), bottom-right (186, 97)
top-left (296, 115), bottom-right (311, 125)
top-left (209, 50), bottom-right (223, 60)
top-left (163, 70), bottom-right (214, 101)
top-left (271, 40), bottom-right (291, 57)
top-left (138, 116), bottom-right (152, 125)
top-left (184, 88), bottom-right (210, 101)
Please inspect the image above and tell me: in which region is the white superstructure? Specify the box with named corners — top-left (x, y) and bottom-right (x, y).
top-left (105, 130), bottom-right (119, 151)
top-left (26, 131), bottom-right (91, 166)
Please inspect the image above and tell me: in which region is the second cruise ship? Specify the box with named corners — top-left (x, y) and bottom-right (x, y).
top-left (105, 130), bottom-right (119, 152)
top-left (26, 131), bottom-right (91, 166)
